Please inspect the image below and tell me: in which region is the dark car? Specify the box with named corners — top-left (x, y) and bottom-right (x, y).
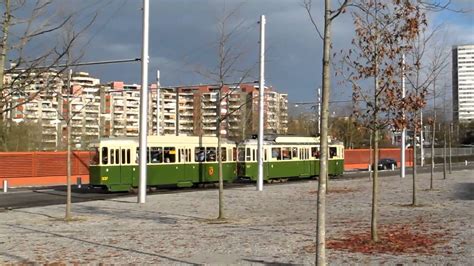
top-left (377, 158), bottom-right (397, 170)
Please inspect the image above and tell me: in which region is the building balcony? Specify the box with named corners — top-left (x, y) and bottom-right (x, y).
top-left (180, 125), bottom-right (193, 130)
top-left (163, 103), bottom-right (177, 108)
top-left (179, 112), bottom-right (193, 117)
top-left (43, 123), bottom-right (57, 128)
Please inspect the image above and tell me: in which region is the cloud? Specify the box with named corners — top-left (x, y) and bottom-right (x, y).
top-left (27, 0), bottom-right (472, 107)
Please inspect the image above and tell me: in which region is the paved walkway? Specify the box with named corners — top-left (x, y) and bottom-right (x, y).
top-left (0, 170), bottom-right (472, 264)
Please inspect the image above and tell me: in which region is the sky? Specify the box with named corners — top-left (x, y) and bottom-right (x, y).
top-left (10, 0), bottom-right (474, 110)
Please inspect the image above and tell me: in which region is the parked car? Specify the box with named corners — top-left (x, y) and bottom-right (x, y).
top-left (377, 158), bottom-right (397, 170)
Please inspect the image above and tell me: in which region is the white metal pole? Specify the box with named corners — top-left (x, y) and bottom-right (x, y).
top-left (3, 180), bottom-right (7, 193)
top-left (401, 54), bottom-right (406, 178)
top-left (138, 0), bottom-right (149, 204)
top-left (420, 110), bottom-right (424, 166)
top-left (257, 15), bottom-right (265, 192)
top-left (156, 70), bottom-right (160, 136)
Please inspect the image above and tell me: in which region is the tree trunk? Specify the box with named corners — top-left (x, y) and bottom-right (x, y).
top-left (0, 0), bottom-right (10, 120)
top-left (443, 124), bottom-right (447, 179)
top-left (0, 0), bottom-right (11, 148)
top-left (371, 34), bottom-right (379, 241)
top-left (430, 80), bottom-right (436, 189)
top-left (316, 0), bottom-right (331, 264)
top-left (217, 88), bottom-right (224, 220)
top-left (65, 69), bottom-right (72, 221)
top-left (430, 123), bottom-right (435, 189)
top-left (371, 127), bottom-right (379, 242)
top-left (449, 123), bottom-right (452, 174)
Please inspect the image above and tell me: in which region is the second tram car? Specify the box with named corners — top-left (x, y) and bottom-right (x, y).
top-left (236, 136), bottom-right (344, 182)
top-left (89, 135), bottom-right (237, 192)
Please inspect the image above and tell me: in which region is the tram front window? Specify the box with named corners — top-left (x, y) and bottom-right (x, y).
top-left (90, 147), bottom-right (99, 165)
top-left (101, 147), bottom-right (108, 165)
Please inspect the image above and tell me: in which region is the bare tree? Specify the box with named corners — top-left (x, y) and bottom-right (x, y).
top-left (195, 5), bottom-right (257, 220)
top-left (340, 0), bottom-right (425, 241)
top-left (405, 25), bottom-right (449, 195)
top-left (304, 0), bottom-right (349, 264)
top-left (0, 0), bottom-right (95, 117)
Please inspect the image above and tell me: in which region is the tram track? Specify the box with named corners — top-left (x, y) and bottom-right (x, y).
top-left (1, 162), bottom-right (472, 211)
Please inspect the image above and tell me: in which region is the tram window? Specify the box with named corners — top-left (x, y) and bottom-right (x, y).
top-left (150, 147), bottom-right (163, 163)
top-left (264, 149), bottom-right (268, 161)
top-left (272, 148), bottom-right (281, 160)
top-left (238, 148), bottom-right (245, 161)
top-left (164, 147), bottom-right (176, 163)
top-left (282, 147), bottom-right (291, 160)
top-left (195, 147), bottom-right (205, 162)
top-left (312, 147), bottom-right (320, 159)
top-left (122, 149), bottom-right (126, 164)
top-left (136, 148), bottom-right (150, 163)
top-left (246, 148), bottom-right (251, 161)
top-left (115, 149), bottom-right (120, 164)
top-left (101, 147), bottom-right (108, 165)
top-left (127, 149), bottom-right (131, 164)
top-left (330, 147), bottom-right (337, 158)
top-left (252, 149), bottom-right (256, 161)
top-left (292, 147), bottom-right (298, 158)
top-left (206, 147), bottom-right (216, 162)
top-left (110, 149), bottom-right (115, 164)
top-left (221, 147), bottom-right (227, 162)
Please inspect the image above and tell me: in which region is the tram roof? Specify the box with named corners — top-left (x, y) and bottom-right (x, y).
top-left (240, 136), bottom-right (324, 145)
top-left (95, 135), bottom-right (234, 146)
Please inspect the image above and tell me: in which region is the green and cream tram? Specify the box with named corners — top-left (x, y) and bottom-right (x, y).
top-left (236, 136), bottom-right (344, 182)
top-left (89, 136), bottom-right (237, 192)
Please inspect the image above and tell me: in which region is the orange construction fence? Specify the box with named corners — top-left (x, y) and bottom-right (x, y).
top-left (0, 151), bottom-right (91, 188)
top-left (344, 148), bottom-right (413, 170)
top-left (0, 149), bottom-right (413, 188)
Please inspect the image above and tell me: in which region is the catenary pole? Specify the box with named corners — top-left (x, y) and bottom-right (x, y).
top-left (257, 15), bottom-right (265, 192)
top-left (156, 70), bottom-right (160, 136)
top-left (420, 110), bottom-right (424, 166)
top-left (138, 0), bottom-right (149, 204)
top-left (401, 54), bottom-right (406, 178)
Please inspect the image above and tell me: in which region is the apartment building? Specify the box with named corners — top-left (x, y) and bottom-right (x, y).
top-left (150, 83), bottom-right (288, 139)
top-left (3, 70), bottom-right (103, 150)
top-left (4, 69), bottom-right (64, 150)
top-left (453, 44), bottom-right (474, 123)
top-left (66, 72), bottom-right (102, 148)
top-left (4, 68), bottom-right (289, 150)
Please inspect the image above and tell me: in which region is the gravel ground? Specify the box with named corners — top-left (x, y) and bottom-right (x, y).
top-left (0, 170), bottom-right (472, 265)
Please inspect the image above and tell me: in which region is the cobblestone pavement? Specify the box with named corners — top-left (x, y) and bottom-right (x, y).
top-left (0, 170), bottom-right (472, 265)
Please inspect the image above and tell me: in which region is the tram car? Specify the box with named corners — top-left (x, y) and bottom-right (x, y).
top-left (89, 135), bottom-right (237, 192)
top-left (236, 136), bottom-right (344, 182)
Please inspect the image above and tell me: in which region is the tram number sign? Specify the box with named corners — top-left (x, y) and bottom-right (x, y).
top-left (101, 176), bottom-right (109, 181)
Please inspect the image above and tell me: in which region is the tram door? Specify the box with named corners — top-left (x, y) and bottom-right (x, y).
top-left (299, 148), bottom-right (311, 177)
top-left (120, 147), bottom-right (133, 186)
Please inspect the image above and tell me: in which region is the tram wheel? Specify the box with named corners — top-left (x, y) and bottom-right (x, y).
top-left (130, 187), bottom-right (138, 194)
